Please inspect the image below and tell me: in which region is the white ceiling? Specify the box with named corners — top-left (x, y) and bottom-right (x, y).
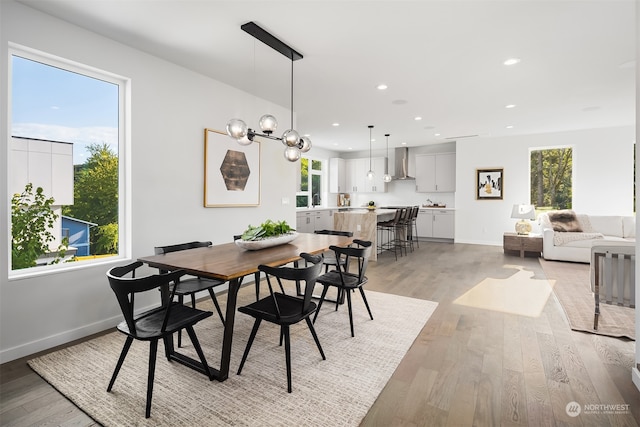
top-left (18, 0), bottom-right (636, 152)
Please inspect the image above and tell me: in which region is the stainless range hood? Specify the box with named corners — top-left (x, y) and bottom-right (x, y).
top-left (392, 147), bottom-right (414, 180)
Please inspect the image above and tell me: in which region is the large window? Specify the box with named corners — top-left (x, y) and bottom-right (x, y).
top-left (530, 147), bottom-right (573, 212)
top-left (9, 47), bottom-right (127, 272)
top-left (296, 157), bottom-right (324, 208)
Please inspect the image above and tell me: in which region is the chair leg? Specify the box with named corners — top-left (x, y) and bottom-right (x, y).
top-left (305, 317), bottom-right (326, 360)
top-left (312, 285), bottom-right (330, 323)
top-left (237, 318), bottom-right (262, 375)
top-left (254, 272), bottom-right (261, 300)
top-left (107, 336), bottom-right (133, 392)
top-left (145, 339), bottom-right (158, 418)
top-left (177, 295), bottom-right (184, 348)
top-left (185, 326), bottom-right (213, 380)
top-left (359, 287), bottom-right (374, 320)
top-left (346, 289), bottom-right (355, 337)
top-left (282, 325), bottom-right (292, 393)
top-left (207, 288), bottom-right (226, 327)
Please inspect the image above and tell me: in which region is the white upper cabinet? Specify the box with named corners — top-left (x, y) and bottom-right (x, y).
top-left (415, 153), bottom-right (456, 193)
top-left (344, 157), bottom-right (387, 193)
top-left (329, 158), bottom-right (346, 193)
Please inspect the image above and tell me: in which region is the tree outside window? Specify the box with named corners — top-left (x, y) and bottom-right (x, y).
top-left (530, 147), bottom-right (573, 212)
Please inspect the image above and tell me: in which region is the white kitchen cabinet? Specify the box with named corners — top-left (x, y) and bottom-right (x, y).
top-left (432, 210), bottom-right (454, 239)
top-left (415, 153), bottom-right (456, 193)
top-left (346, 158), bottom-right (365, 193)
top-left (416, 210), bottom-right (433, 238)
top-left (346, 157), bottom-right (387, 193)
top-left (416, 209), bottom-right (454, 239)
top-left (364, 157), bottom-right (388, 193)
top-left (296, 210), bottom-right (333, 233)
top-left (329, 158), bottom-right (346, 193)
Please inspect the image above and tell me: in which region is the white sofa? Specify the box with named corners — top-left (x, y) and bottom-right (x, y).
top-left (539, 211), bottom-right (635, 263)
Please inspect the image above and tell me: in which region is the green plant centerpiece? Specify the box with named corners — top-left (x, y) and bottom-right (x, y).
top-left (236, 220), bottom-right (298, 250)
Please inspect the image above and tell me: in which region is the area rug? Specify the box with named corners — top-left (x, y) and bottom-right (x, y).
top-left (28, 288), bottom-right (437, 426)
top-left (539, 258), bottom-right (635, 340)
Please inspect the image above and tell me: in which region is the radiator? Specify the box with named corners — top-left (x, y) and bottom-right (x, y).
top-left (591, 244), bottom-right (635, 330)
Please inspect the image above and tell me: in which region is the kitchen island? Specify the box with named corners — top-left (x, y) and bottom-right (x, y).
top-left (333, 208), bottom-right (396, 261)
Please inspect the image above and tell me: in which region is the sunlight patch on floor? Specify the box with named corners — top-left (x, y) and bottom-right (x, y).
top-left (453, 264), bottom-right (556, 317)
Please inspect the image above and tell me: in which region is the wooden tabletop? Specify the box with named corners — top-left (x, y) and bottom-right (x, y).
top-left (139, 232), bottom-right (353, 281)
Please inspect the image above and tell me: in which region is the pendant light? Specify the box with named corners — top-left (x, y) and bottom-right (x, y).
top-left (366, 125), bottom-right (375, 180)
top-left (225, 22), bottom-right (311, 162)
top-left (383, 133), bottom-right (392, 183)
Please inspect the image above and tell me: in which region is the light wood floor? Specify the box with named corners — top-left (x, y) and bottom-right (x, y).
top-left (1, 242), bottom-right (639, 426)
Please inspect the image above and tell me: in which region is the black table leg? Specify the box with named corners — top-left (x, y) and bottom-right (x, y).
top-left (218, 277), bottom-right (240, 381)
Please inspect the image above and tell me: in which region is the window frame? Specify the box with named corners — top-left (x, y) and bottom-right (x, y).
top-left (296, 155), bottom-right (326, 208)
top-left (7, 44), bottom-right (131, 278)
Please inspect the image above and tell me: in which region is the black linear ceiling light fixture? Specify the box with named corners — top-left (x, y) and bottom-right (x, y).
top-left (226, 21), bottom-right (311, 162)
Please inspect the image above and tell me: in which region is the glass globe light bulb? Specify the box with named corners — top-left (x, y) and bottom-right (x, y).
top-left (284, 146), bottom-right (301, 162)
top-left (236, 135), bottom-right (253, 146)
top-left (226, 118), bottom-right (248, 139)
top-left (298, 136), bottom-right (312, 153)
top-left (383, 173), bottom-right (392, 183)
top-left (259, 114), bottom-right (278, 134)
top-left (366, 170), bottom-right (375, 180)
top-left (282, 129), bottom-right (300, 147)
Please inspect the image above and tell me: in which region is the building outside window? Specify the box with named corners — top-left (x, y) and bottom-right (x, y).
top-left (9, 47), bottom-right (127, 273)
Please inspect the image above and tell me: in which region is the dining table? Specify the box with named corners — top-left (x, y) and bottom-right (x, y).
top-left (138, 232), bottom-right (353, 381)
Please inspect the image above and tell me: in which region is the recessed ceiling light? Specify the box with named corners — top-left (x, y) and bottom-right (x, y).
top-left (371, 139), bottom-right (376, 142)
top-left (414, 116), bottom-right (422, 121)
top-left (505, 104), bottom-right (516, 109)
top-left (332, 143), bottom-right (338, 146)
top-left (503, 58), bottom-right (521, 66)
top-left (332, 123), bottom-right (340, 127)
top-left (505, 125), bottom-right (514, 129)
top-left (434, 133), bottom-right (441, 136)
top-left (377, 84), bottom-right (388, 90)
top-left (348, 147), bottom-right (353, 150)
top-left (401, 142), bottom-right (407, 145)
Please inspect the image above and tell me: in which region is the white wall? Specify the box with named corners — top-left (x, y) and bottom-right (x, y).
top-left (0, 1), bottom-right (308, 362)
top-left (455, 126), bottom-right (635, 245)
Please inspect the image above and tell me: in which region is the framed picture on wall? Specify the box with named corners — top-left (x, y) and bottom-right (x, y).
top-left (204, 128), bottom-right (261, 207)
top-left (476, 168), bottom-right (503, 200)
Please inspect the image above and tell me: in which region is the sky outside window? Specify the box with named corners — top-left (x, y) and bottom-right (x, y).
top-left (11, 55), bottom-right (119, 165)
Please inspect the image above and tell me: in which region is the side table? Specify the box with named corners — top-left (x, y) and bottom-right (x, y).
top-left (503, 232), bottom-right (543, 258)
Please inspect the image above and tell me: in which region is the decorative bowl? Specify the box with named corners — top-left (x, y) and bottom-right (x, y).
top-left (234, 232), bottom-right (298, 251)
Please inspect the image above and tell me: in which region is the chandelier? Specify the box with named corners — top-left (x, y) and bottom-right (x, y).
top-left (226, 22), bottom-right (311, 162)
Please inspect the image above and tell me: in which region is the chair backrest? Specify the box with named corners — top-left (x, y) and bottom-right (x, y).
top-left (314, 229), bottom-right (354, 237)
top-left (329, 240), bottom-right (372, 285)
top-left (107, 261), bottom-right (185, 336)
top-left (411, 206), bottom-right (419, 220)
top-left (258, 253), bottom-right (323, 317)
top-left (154, 241), bottom-right (212, 255)
top-left (590, 244), bottom-right (636, 306)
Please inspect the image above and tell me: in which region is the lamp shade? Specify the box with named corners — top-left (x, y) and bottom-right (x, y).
top-left (511, 204), bottom-right (536, 220)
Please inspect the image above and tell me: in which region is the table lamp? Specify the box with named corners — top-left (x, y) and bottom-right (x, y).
top-left (511, 204), bottom-right (536, 235)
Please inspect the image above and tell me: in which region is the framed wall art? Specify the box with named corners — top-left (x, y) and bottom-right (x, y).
top-left (476, 168), bottom-right (503, 200)
top-left (204, 128), bottom-right (260, 207)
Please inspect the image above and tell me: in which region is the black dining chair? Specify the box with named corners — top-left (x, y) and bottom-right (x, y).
top-left (154, 241), bottom-right (226, 347)
top-left (313, 229), bottom-right (354, 272)
top-left (236, 253), bottom-right (325, 393)
top-left (312, 239), bottom-right (373, 337)
top-left (106, 261), bottom-right (213, 418)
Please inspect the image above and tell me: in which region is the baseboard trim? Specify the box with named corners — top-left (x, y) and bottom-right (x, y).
top-left (0, 315), bottom-right (122, 364)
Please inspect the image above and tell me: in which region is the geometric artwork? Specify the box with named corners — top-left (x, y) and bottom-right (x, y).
top-left (476, 168), bottom-right (503, 200)
top-left (220, 150), bottom-right (250, 191)
top-left (204, 128), bottom-right (260, 207)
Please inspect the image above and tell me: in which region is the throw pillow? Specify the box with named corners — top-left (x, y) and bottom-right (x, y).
top-left (548, 210), bottom-right (583, 232)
